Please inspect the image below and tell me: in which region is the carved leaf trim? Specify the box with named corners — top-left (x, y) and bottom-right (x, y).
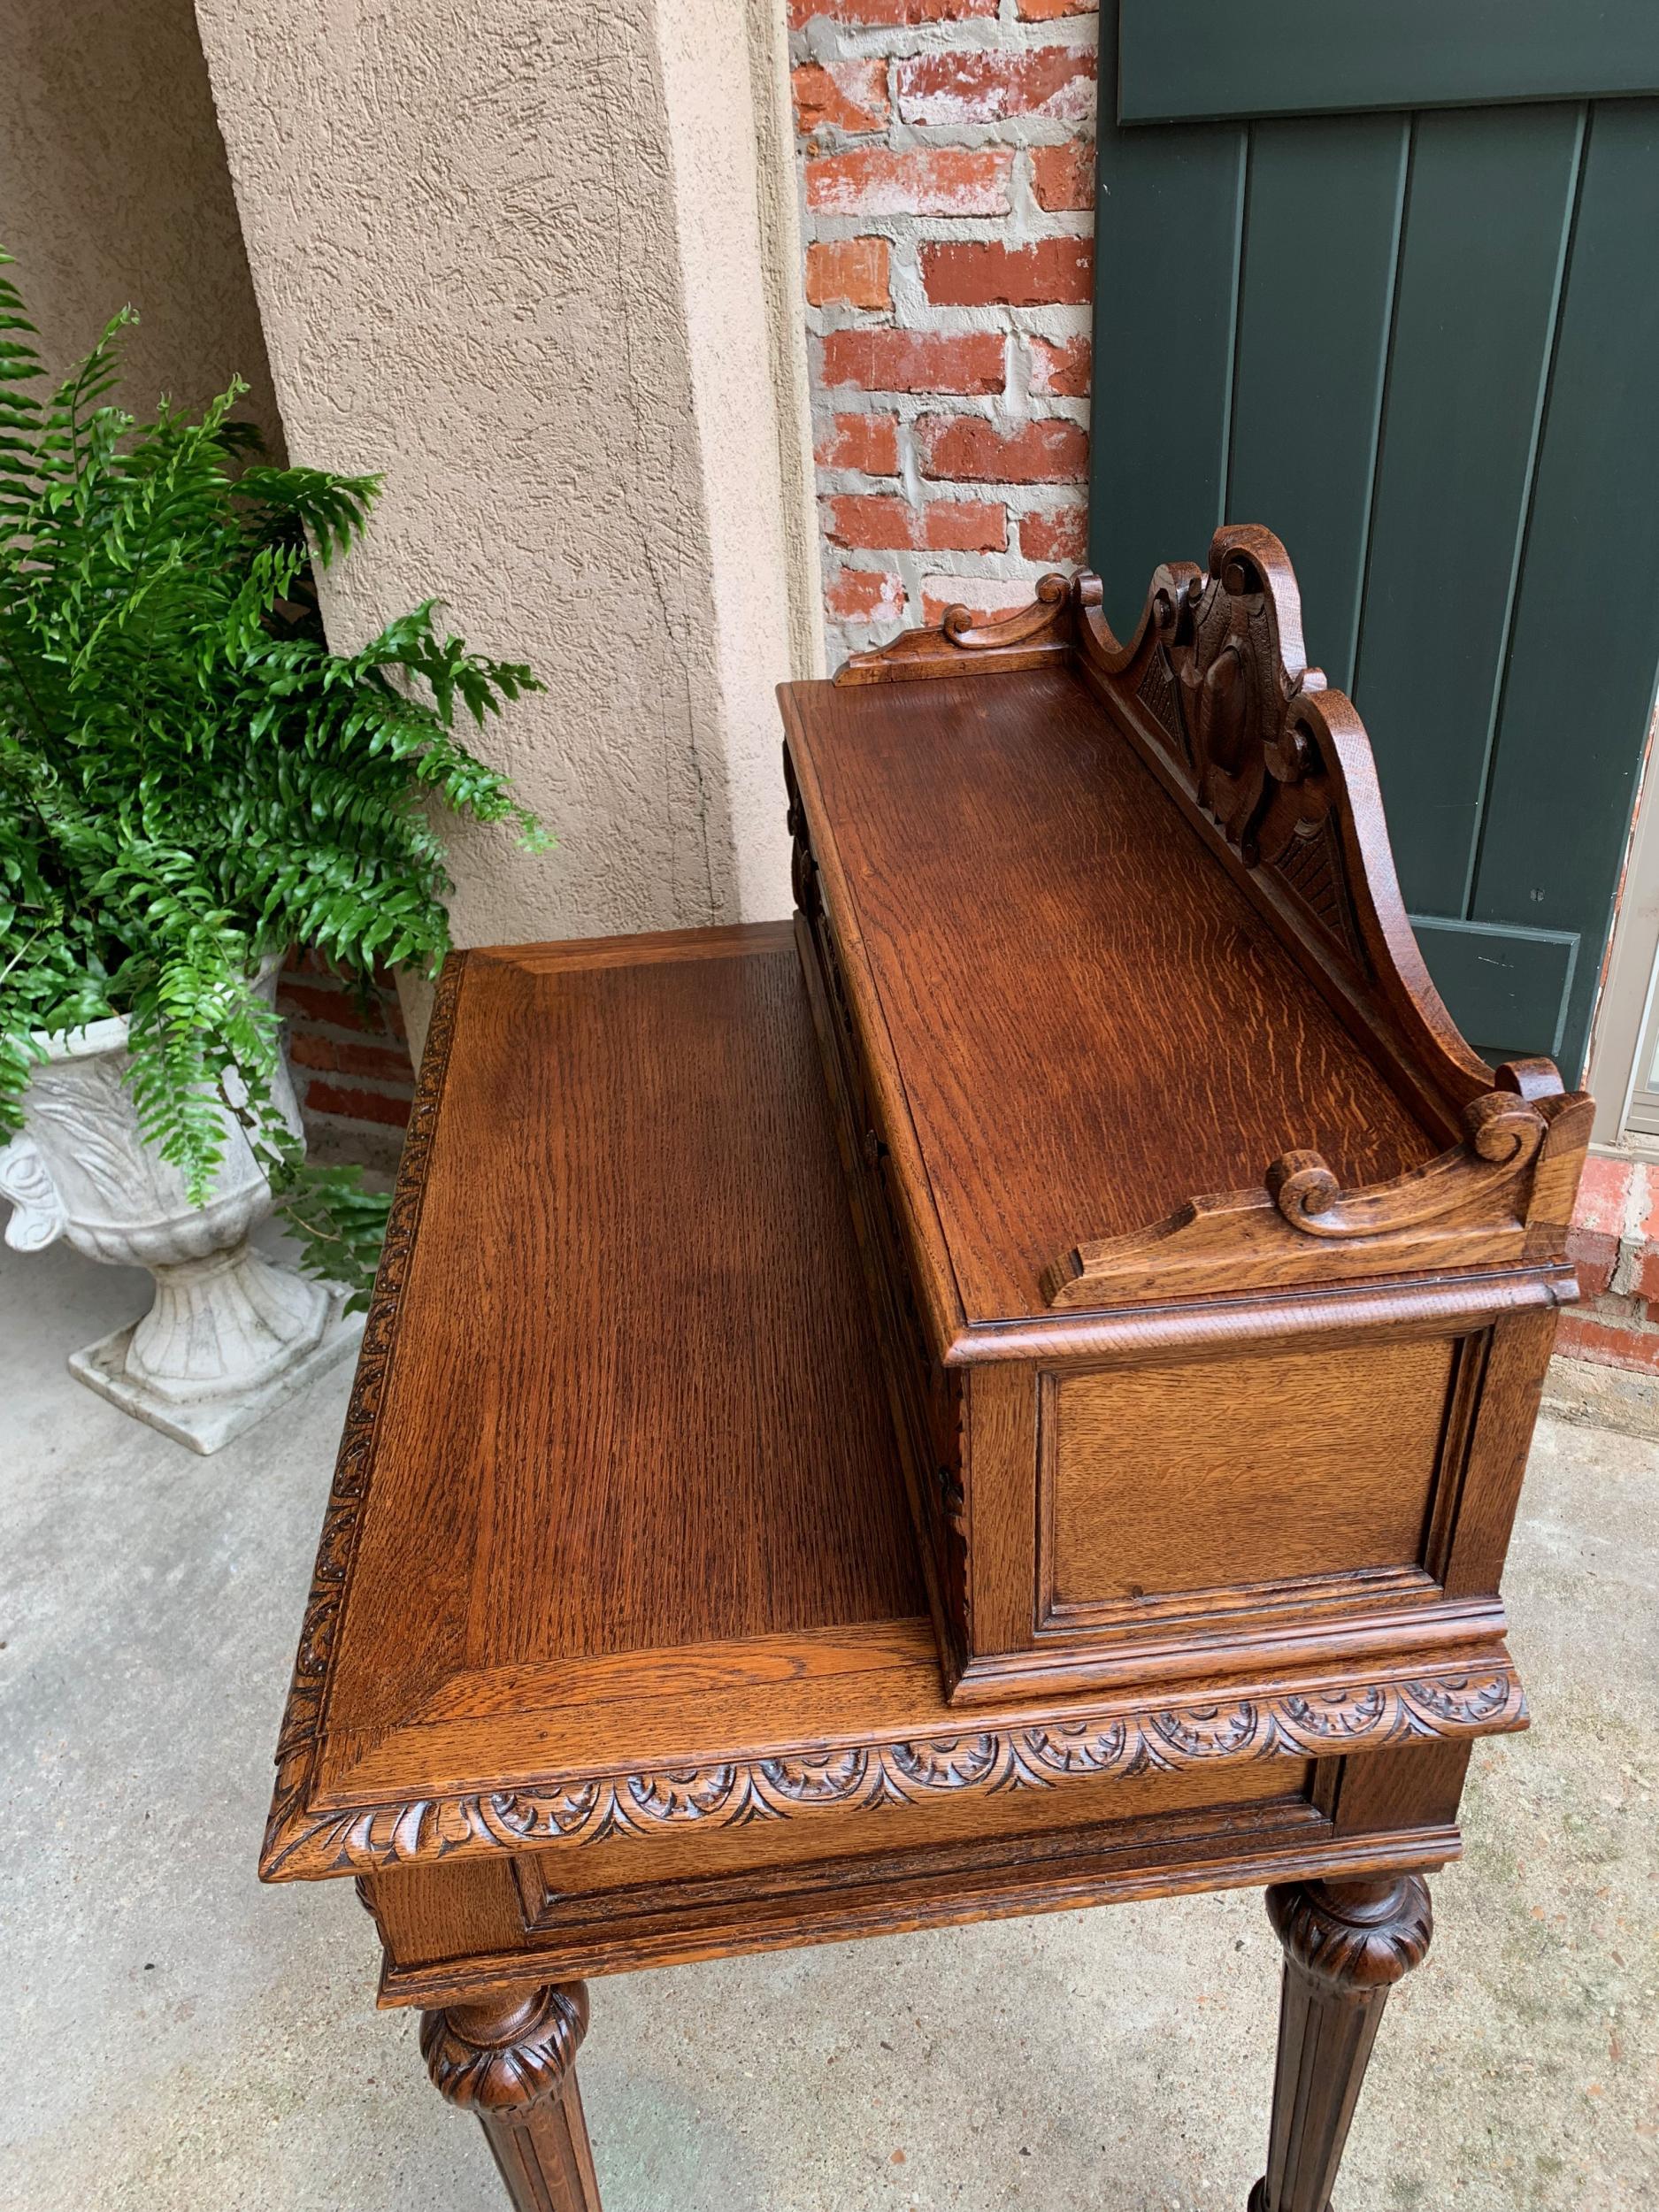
top-left (260, 1664), bottom-right (1526, 1880)
top-left (263, 952), bottom-right (466, 1877)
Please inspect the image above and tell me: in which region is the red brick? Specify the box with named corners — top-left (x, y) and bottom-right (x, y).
top-left (790, 0), bottom-right (995, 23)
top-left (792, 59), bottom-right (889, 135)
top-left (823, 493), bottom-right (1007, 552)
top-left (1030, 140), bottom-right (1095, 211)
top-left (1553, 1310), bottom-right (1659, 1372)
top-left (1027, 334), bottom-right (1091, 396)
top-left (1018, 503), bottom-right (1088, 565)
top-left (804, 237), bottom-right (891, 309)
top-left (826, 567), bottom-right (907, 624)
top-left (918, 414), bottom-right (1088, 484)
top-left (1630, 1162), bottom-right (1659, 1244)
top-left (895, 45), bottom-right (1095, 126)
top-left (820, 328), bottom-right (1005, 396)
top-left (303, 1079), bottom-right (413, 1130)
top-left (807, 147), bottom-right (1012, 219)
top-left (921, 576), bottom-right (1045, 628)
top-left (815, 411), bottom-right (902, 473)
top-left (1566, 1225), bottom-right (1621, 1300)
top-left (277, 980), bottom-right (380, 1034)
top-left (1016, 0), bottom-right (1097, 17)
top-left (288, 1032), bottom-right (415, 1083)
top-left (1571, 1153), bottom-right (1634, 1239)
top-left (1631, 1243), bottom-right (1659, 1304)
top-left (922, 236), bottom-right (1093, 306)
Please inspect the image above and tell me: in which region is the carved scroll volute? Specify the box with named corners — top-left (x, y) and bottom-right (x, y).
top-left (1262, 1087), bottom-right (1548, 1240)
top-left (1042, 1064), bottom-right (1591, 1310)
top-left (833, 572), bottom-right (1073, 685)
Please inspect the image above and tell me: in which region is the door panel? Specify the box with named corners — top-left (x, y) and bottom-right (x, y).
top-left (1118, 0), bottom-right (1659, 125)
top-left (1351, 104), bottom-right (1584, 917)
top-left (1225, 114), bottom-right (1409, 694)
top-left (1089, 4), bottom-right (1659, 1075)
top-left (1406, 919), bottom-right (1578, 1062)
top-left (1091, 119), bottom-right (1244, 629)
top-left (1471, 104), bottom-right (1659, 1069)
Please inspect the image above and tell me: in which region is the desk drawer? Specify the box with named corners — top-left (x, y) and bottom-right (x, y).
top-left (364, 1740), bottom-right (1471, 2001)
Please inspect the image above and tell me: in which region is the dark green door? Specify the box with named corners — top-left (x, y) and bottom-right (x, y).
top-left (1089, 0), bottom-right (1659, 1079)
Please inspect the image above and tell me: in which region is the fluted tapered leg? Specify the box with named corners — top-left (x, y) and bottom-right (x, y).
top-left (1248, 1874), bottom-right (1432, 2212)
top-left (421, 1981), bottom-right (602, 2212)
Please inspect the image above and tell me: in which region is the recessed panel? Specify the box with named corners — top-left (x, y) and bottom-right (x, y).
top-left (1046, 1336), bottom-right (1457, 1612)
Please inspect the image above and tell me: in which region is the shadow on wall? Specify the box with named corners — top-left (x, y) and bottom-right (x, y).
top-left (2, 0), bottom-right (282, 447)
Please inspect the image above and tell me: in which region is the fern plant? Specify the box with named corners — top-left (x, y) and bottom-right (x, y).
top-left (0, 250), bottom-right (549, 1304)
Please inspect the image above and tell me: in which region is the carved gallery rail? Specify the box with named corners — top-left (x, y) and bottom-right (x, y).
top-left (264, 539), bottom-right (1586, 2212)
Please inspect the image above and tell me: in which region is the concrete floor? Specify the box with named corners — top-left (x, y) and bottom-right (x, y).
top-left (3, 1235), bottom-right (1655, 2212)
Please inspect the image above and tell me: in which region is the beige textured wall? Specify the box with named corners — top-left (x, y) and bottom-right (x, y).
top-left (0, 0), bottom-right (280, 442)
top-left (195, 0), bottom-right (818, 947)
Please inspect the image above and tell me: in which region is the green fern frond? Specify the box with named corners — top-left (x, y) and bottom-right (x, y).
top-left (0, 246), bottom-right (549, 1294)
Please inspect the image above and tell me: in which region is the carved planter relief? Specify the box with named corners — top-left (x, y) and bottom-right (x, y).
top-left (0, 967), bottom-right (363, 1453)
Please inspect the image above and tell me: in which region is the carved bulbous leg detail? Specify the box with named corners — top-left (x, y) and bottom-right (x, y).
top-left (421, 1983), bottom-right (602, 2212)
top-left (1248, 1875), bottom-right (1432, 2212)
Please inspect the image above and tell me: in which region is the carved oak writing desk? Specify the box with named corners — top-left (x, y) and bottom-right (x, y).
top-left (263, 905), bottom-right (1571, 2208)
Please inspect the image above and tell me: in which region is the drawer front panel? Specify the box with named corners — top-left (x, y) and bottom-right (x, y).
top-left (516, 1754), bottom-right (1311, 1914)
top-left (1043, 1333), bottom-right (1472, 1629)
top-left (366, 1742), bottom-right (1467, 2000)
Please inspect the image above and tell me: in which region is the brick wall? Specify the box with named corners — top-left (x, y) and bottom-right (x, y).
top-left (278, 951), bottom-right (414, 1171)
top-left (792, 0), bottom-right (1097, 664)
top-left (1560, 1154), bottom-right (1659, 1373)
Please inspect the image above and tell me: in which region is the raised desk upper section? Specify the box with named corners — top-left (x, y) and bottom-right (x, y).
top-left (780, 528), bottom-right (1591, 1349)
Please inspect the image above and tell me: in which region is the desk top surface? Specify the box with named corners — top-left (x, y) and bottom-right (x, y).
top-left (263, 923), bottom-right (1527, 1886)
top-left (785, 662), bottom-right (1437, 1321)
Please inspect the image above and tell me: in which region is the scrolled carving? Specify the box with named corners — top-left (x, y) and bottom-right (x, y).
top-left (1171, 532), bottom-right (1328, 871)
top-left (1260, 1087), bottom-right (1548, 1242)
top-left (1263, 1150), bottom-right (1341, 1227)
top-left (1266, 1874), bottom-right (1432, 1994)
top-left (1464, 1087), bottom-right (1549, 1164)
top-left (940, 569), bottom-right (1069, 645)
top-left (834, 571), bottom-right (1073, 684)
top-left (260, 1663), bottom-right (1525, 1879)
top-left (421, 1982), bottom-right (589, 2115)
top-left (1048, 1076), bottom-right (1561, 1302)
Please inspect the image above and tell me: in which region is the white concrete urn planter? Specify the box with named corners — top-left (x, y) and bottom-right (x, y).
top-left (0, 965), bottom-right (363, 1452)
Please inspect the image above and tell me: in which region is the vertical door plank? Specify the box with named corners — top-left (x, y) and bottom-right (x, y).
top-left (1353, 103), bottom-right (1584, 918)
top-left (1472, 103), bottom-right (1659, 1080)
top-left (1089, 4), bottom-right (1245, 634)
top-left (1225, 113), bottom-right (1409, 692)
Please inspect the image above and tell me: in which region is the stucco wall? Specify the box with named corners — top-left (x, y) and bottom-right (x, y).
top-left (1, 0), bottom-right (280, 442)
top-left (195, 0), bottom-right (814, 948)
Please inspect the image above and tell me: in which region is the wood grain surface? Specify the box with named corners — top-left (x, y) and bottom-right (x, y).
top-left (322, 927), bottom-right (922, 1741)
top-left (264, 927), bottom-right (1532, 1890)
top-left (1047, 1335), bottom-right (1454, 1604)
top-left (787, 663), bottom-right (1436, 1323)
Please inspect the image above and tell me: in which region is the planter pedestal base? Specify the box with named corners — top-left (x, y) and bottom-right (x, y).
top-left (70, 1288), bottom-right (365, 1455)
